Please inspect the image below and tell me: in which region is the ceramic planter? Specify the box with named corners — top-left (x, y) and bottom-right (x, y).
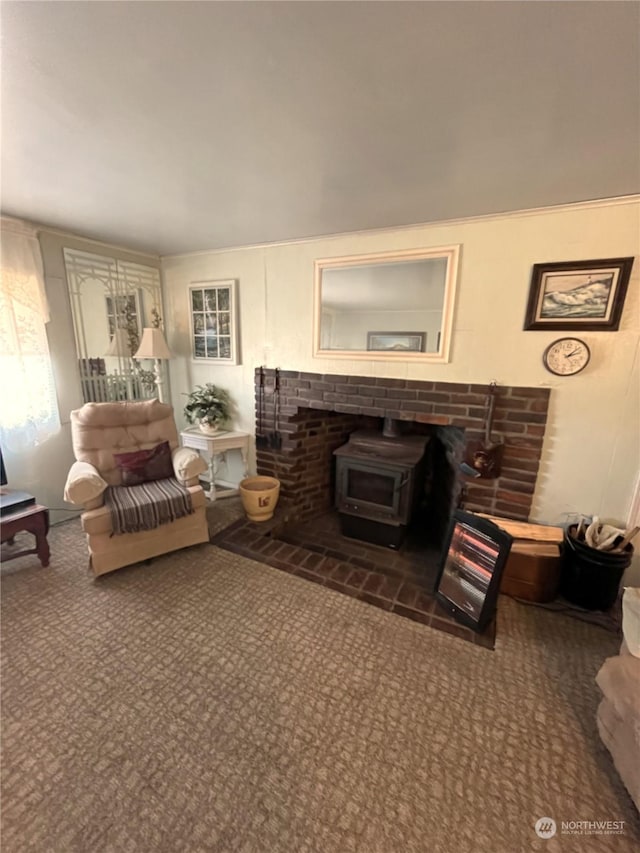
top-left (199, 420), bottom-right (220, 436)
top-left (239, 476), bottom-right (281, 522)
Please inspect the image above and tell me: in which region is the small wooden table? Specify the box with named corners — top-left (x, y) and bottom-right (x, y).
top-left (1, 504), bottom-right (50, 567)
top-left (180, 428), bottom-right (250, 501)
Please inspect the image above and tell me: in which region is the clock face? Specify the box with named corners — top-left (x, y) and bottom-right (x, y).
top-left (543, 338), bottom-right (590, 376)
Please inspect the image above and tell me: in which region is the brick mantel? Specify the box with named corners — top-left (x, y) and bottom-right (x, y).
top-left (255, 368), bottom-right (550, 523)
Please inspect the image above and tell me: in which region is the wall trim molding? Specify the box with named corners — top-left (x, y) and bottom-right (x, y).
top-left (12, 218), bottom-right (162, 261)
top-left (162, 194), bottom-right (640, 260)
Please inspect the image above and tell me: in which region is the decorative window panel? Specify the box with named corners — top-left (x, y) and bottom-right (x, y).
top-left (105, 294), bottom-right (139, 339)
top-left (63, 248), bottom-right (164, 403)
top-left (189, 280), bottom-right (239, 364)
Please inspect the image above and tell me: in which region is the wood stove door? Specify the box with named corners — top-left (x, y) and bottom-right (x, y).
top-left (335, 458), bottom-right (409, 522)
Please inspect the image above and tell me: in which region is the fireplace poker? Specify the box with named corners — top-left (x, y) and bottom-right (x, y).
top-left (268, 367), bottom-right (282, 450)
top-left (255, 366), bottom-right (268, 449)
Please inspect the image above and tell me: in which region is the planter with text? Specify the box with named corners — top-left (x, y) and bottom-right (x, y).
top-left (239, 476), bottom-right (281, 522)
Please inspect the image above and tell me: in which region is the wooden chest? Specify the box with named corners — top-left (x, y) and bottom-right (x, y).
top-left (500, 542), bottom-right (562, 603)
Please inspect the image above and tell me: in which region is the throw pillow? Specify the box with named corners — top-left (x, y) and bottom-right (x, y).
top-left (114, 441), bottom-right (174, 486)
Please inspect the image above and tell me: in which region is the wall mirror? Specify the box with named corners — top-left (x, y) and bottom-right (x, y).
top-left (313, 245), bottom-right (460, 362)
top-left (64, 248), bottom-right (165, 403)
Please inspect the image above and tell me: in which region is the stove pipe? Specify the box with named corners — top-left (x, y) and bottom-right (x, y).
top-left (382, 417), bottom-right (401, 438)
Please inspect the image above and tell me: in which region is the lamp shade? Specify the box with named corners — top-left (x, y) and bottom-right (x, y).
top-left (104, 327), bottom-right (132, 358)
top-left (134, 327), bottom-right (172, 360)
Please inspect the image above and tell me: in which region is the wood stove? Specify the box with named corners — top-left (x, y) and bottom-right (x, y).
top-left (333, 421), bottom-right (430, 549)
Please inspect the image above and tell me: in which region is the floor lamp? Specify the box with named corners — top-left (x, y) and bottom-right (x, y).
top-left (134, 328), bottom-right (172, 403)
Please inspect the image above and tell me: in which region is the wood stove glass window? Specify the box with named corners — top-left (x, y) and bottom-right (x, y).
top-left (337, 459), bottom-right (405, 519)
top-left (347, 468), bottom-right (395, 508)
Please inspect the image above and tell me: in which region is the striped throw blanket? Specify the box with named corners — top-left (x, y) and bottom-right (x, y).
top-left (106, 478), bottom-right (193, 535)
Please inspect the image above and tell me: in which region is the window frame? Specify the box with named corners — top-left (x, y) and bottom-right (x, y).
top-left (105, 292), bottom-right (141, 340)
top-left (188, 279), bottom-right (240, 365)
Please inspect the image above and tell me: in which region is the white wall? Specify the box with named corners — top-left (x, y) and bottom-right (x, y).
top-left (162, 198), bottom-right (640, 584)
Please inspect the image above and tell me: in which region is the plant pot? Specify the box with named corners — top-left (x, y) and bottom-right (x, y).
top-left (199, 420), bottom-right (220, 436)
top-left (239, 476), bottom-right (281, 522)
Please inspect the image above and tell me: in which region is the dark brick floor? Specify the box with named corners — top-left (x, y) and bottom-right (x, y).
top-left (212, 507), bottom-right (496, 649)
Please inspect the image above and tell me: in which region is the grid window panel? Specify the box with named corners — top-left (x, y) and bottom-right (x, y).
top-left (206, 335), bottom-right (219, 357)
top-left (190, 283), bottom-right (237, 363)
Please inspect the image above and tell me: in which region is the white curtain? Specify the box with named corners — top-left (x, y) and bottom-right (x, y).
top-left (0, 217), bottom-right (60, 450)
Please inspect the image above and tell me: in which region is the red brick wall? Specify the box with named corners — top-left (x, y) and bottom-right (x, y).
top-left (255, 368), bottom-right (550, 522)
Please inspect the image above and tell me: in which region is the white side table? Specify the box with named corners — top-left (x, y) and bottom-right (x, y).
top-left (180, 428), bottom-right (250, 501)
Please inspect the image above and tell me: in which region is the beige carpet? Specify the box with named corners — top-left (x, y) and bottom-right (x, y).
top-left (1, 520), bottom-right (639, 853)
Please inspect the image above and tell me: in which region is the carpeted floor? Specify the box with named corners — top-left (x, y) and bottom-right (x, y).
top-left (1, 519), bottom-right (639, 852)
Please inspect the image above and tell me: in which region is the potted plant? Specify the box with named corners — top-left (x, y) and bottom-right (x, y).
top-left (183, 384), bottom-right (233, 435)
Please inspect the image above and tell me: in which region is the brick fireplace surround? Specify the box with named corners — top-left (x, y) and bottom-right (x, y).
top-left (255, 368), bottom-right (550, 524)
top-left (213, 368), bottom-right (550, 648)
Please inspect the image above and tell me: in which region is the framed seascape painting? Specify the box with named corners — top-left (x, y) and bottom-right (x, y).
top-left (367, 331), bottom-right (426, 352)
top-left (524, 258), bottom-right (634, 331)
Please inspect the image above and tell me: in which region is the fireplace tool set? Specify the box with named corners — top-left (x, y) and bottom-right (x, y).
top-left (255, 366), bottom-right (282, 450)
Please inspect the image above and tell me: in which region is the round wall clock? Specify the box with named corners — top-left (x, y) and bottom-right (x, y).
top-left (542, 337), bottom-right (591, 376)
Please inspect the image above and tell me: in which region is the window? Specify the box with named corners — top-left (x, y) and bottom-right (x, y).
top-left (189, 280), bottom-right (239, 364)
top-left (0, 219), bottom-right (60, 449)
top-left (105, 294), bottom-right (139, 341)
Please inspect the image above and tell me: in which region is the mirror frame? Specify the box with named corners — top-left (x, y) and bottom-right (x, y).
top-left (313, 245), bottom-right (460, 362)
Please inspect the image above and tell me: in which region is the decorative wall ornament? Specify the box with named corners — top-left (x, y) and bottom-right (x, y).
top-left (64, 248), bottom-right (164, 403)
top-left (189, 280), bottom-right (240, 364)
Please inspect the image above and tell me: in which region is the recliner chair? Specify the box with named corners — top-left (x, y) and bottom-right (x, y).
top-left (64, 399), bottom-right (209, 576)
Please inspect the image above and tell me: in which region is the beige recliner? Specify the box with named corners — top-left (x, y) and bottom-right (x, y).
top-left (64, 399), bottom-right (210, 576)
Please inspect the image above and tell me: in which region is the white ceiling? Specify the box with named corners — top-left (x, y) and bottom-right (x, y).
top-left (1, 1), bottom-right (638, 256)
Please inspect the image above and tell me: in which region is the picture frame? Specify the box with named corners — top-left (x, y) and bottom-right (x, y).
top-left (189, 279), bottom-right (240, 364)
top-left (523, 257), bottom-right (634, 331)
top-left (366, 331), bottom-right (426, 352)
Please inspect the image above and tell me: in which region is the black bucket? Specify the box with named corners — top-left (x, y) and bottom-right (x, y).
top-left (560, 524), bottom-right (633, 611)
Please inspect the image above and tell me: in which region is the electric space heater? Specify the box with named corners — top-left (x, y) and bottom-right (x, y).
top-left (435, 510), bottom-right (513, 632)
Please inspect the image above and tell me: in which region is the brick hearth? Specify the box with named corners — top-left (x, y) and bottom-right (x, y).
top-left (255, 368), bottom-right (549, 523)
top-left (212, 510), bottom-right (496, 649)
